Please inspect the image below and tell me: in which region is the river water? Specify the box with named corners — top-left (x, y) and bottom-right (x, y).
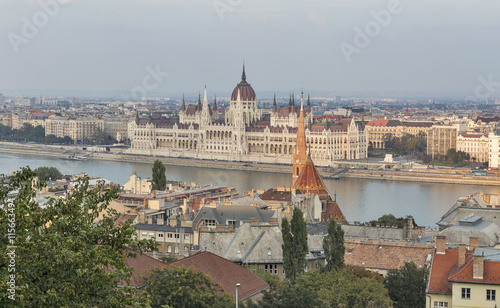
top-left (0, 152), bottom-right (497, 227)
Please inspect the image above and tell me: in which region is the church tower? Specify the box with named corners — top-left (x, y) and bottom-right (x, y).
top-left (292, 92), bottom-right (308, 186)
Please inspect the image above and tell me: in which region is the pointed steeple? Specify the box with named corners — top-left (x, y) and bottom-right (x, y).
top-left (306, 94), bottom-right (311, 114)
top-left (291, 94), bottom-right (295, 113)
top-left (203, 86), bottom-right (208, 103)
top-left (292, 91), bottom-right (308, 186)
top-left (181, 94), bottom-right (186, 111)
top-left (272, 94), bottom-right (277, 113)
top-left (213, 94), bottom-right (217, 111)
top-left (197, 92), bottom-right (201, 111)
top-left (241, 62), bottom-right (246, 82)
top-left (289, 94), bottom-right (292, 107)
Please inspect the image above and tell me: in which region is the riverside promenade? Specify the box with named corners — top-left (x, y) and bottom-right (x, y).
top-left (1, 141), bottom-right (499, 186)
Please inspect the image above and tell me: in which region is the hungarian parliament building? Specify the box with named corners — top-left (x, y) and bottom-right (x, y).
top-left (127, 67), bottom-right (367, 166)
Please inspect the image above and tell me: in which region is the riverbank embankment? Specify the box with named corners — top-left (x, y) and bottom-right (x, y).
top-left (1, 142), bottom-right (499, 186)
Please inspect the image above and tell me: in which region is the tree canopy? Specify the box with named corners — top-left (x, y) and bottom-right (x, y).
top-left (384, 262), bottom-right (428, 308)
top-left (0, 167), bottom-right (157, 307)
top-left (152, 160), bottom-right (166, 191)
top-left (0, 123), bottom-right (71, 144)
top-left (33, 166), bottom-right (64, 181)
top-left (383, 132), bottom-right (427, 156)
top-left (281, 207), bottom-right (308, 283)
top-left (323, 218), bottom-right (345, 271)
top-left (144, 266), bottom-right (233, 308)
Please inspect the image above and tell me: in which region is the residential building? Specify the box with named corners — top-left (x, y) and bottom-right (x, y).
top-left (122, 172), bottom-right (152, 194)
top-left (364, 120), bottom-right (433, 149)
top-left (427, 125), bottom-right (458, 158)
top-left (103, 117), bottom-right (129, 141)
top-left (488, 131), bottom-right (500, 169)
top-left (197, 220), bottom-right (326, 280)
top-left (457, 133), bottom-right (489, 162)
top-left (426, 236), bottom-right (500, 308)
top-left (135, 214), bottom-right (195, 258)
top-left (45, 116), bottom-right (102, 143)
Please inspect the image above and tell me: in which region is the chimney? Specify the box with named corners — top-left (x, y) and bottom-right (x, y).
top-left (249, 189), bottom-right (255, 198)
top-left (139, 211), bottom-right (145, 224)
top-left (269, 218), bottom-right (278, 224)
top-left (148, 217), bottom-right (153, 225)
top-left (458, 244), bottom-right (466, 267)
top-left (250, 218), bottom-right (259, 225)
top-left (473, 254), bottom-right (484, 280)
top-left (436, 236), bottom-right (446, 254)
top-left (157, 218), bottom-right (164, 225)
top-left (469, 237), bottom-right (479, 251)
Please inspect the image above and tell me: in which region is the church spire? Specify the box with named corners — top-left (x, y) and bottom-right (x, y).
top-left (241, 62), bottom-right (246, 82)
top-left (197, 92), bottom-right (201, 111)
top-left (306, 94), bottom-right (311, 114)
top-left (272, 94), bottom-right (277, 113)
top-left (181, 94), bottom-right (186, 111)
top-left (291, 94), bottom-right (295, 113)
top-left (213, 94), bottom-right (217, 111)
top-left (292, 91), bottom-right (308, 186)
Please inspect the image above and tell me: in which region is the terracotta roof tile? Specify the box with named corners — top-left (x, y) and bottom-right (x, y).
top-left (344, 241), bottom-right (432, 272)
top-left (169, 251), bottom-right (269, 300)
top-left (427, 249), bottom-right (459, 294)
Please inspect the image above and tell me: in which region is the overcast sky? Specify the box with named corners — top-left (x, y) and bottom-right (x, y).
top-left (1, 0), bottom-right (499, 98)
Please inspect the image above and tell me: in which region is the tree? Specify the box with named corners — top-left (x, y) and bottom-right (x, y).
top-left (323, 218), bottom-right (345, 271)
top-left (384, 262), bottom-right (428, 308)
top-left (34, 166), bottom-right (64, 181)
top-left (144, 266), bottom-right (233, 308)
top-left (294, 267), bottom-right (392, 308)
top-left (0, 167), bottom-right (157, 307)
top-left (152, 159), bottom-right (166, 191)
top-left (250, 284), bottom-right (327, 308)
top-left (281, 207), bottom-right (308, 283)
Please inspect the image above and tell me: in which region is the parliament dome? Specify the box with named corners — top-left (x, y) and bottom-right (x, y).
top-left (231, 65), bottom-right (256, 101)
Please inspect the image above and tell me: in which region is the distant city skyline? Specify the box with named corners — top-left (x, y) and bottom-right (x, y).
top-left (1, 0), bottom-right (499, 99)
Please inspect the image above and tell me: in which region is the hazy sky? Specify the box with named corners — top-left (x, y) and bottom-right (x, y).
top-left (1, 0), bottom-right (499, 98)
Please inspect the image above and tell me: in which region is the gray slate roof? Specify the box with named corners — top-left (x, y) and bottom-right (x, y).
top-left (193, 205), bottom-right (275, 228)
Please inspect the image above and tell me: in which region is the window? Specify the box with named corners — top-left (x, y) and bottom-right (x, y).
top-left (264, 264), bottom-right (278, 275)
top-left (433, 302), bottom-right (448, 308)
top-left (462, 288), bottom-right (471, 299)
top-left (158, 233), bottom-right (164, 238)
top-left (184, 234), bottom-right (189, 240)
top-left (487, 289), bottom-right (496, 301)
top-left (141, 232), bottom-right (147, 237)
top-left (226, 219), bottom-right (237, 226)
top-left (149, 232), bottom-right (154, 237)
top-left (203, 219), bottom-right (216, 227)
top-left (167, 245), bottom-right (171, 253)
top-left (167, 233), bottom-right (173, 239)
top-left (175, 234), bottom-right (180, 239)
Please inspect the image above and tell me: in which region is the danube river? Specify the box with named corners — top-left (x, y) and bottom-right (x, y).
top-left (0, 152), bottom-right (496, 227)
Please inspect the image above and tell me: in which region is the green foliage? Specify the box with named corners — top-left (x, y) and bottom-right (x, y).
top-left (384, 132), bottom-right (427, 156)
top-left (0, 123), bottom-right (71, 144)
top-left (33, 166), bottom-right (63, 181)
top-left (323, 218), bottom-right (345, 271)
top-left (0, 167), bottom-right (157, 307)
top-left (293, 268), bottom-right (392, 308)
top-left (446, 148), bottom-right (470, 164)
top-left (152, 160), bottom-right (167, 191)
top-left (144, 266), bottom-right (233, 308)
top-left (370, 214), bottom-right (416, 228)
top-left (281, 207), bottom-right (308, 283)
top-left (249, 284), bottom-right (327, 308)
top-left (384, 262), bottom-right (429, 308)
top-left (95, 127), bottom-right (117, 145)
top-left (246, 266), bottom-right (287, 292)
top-left (0, 123), bottom-right (72, 144)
